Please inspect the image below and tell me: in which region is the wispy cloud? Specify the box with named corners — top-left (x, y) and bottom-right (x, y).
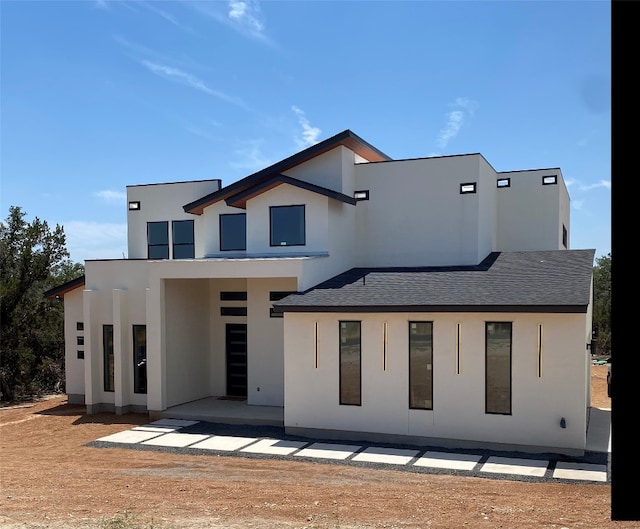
top-left (572, 200), bottom-right (584, 211)
top-left (184, 120), bottom-right (223, 142)
top-left (436, 97), bottom-right (478, 150)
top-left (138, 1), bottom-right (195, 34)
top-left (188, 0), bottom-right (274, 45)
top-left (64, 221), bottom-right (128, 262)
top-left (229, 139), bottom-right (274, 171)
top-left (580, 180), bottom-right (611, 191)
top-left (95, 0), bottom-right (109, 9)
top-left (140, 60), bottom-right (248, 109)
top-left (93, 190), bottom-right (127, 204)
top-left (292, 106), bottom-right (321, 148)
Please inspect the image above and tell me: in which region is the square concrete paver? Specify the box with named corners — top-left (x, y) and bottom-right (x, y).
top-left (480, 456), bottom-right (549, 477)
top-left (352, 446), bottom-right (418, 465)
top-left (141, 432), bottom-right (209, 448)
top-left (148, 419), bottom-right (200, 428)
top-left (190, 435), bottom-right (258, 452)
top-left (240, 438), bottom-right (307, 456)
top-left (295, 443), bottom-right (360, 460)
top-left (96, 430), bottom-right (163, 444)
top-left (414, 451), bottom-right (482, 471)
top-left (552, 462), bottom-right (608, 482)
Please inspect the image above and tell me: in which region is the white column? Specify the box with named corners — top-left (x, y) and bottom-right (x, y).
top-left (146, 278), bottom-right (166, 411)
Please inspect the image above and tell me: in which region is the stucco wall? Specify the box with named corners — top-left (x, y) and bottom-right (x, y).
top-left (477, 156), bottom-right (498, 261)
top-left (353, 155), bottom-right (482, 267)
top-left (284, 311), bottom-right (589, 453)
top-left (127, 179), bottom-right (220, 259)
top-left (200, 202), bottom-right (247, 257)
top-left (496, 169), bottom-right (564, 251)
top-left (283, 147), bottom-right (344, 193)
top-left (64, 288), bottom-right (85, 399)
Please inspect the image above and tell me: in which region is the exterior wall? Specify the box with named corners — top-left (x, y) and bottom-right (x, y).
top-left (127, 179), bottom-right (220, 259)
top-left (200, 202), bottom-right (247, 257)
top-left (284, 311), bottom-right (589, 453)
top-left (245, 184), bottom-right (329, 256)
top-left (477, 156), bottom-right (498, 262)
top-left (354, 155), bottom-right (483, 267)
top-left (496, 169), bottom-right (566, 251)
top-left (63, 288), bottom-right (85, 402)
top-left (164, 279), bottom-right (211, 407)
top-left (283, 147), bottom-right (345, 193)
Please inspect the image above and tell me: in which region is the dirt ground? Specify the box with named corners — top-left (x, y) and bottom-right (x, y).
top-left (0, 364), bottom-right (625, 529)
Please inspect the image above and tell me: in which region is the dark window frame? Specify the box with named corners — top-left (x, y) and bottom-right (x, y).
top-left (542, 175), bottom-right (558, 185)
top-left (497, 178), bottom-right (511, 188)
top-left (269, 291), bottom-right (296, 301)
top-left (269, 205), bottom-right (306, 247)
top-left (133, 324), bottom-right (147, 394)
top-left (339, 320), bottom-right (362, 406)
top-left (485, 321), bottom-right (512, 415)
top-left (354, 190), bottom-right (370, 201)
top-left (128, 201), bottom-right (141, 211)
top-left (77, 350), bottom-right (84, 360)
top-left (77, 336), bottom-right (84, 346)
top-left (172, 220), bottom-right (195, 259)
top-left (269, 307), bottom-right (283, 318)
top-left (103, 324), bottom-right (114, 392)
top-left (562, 224), bottom-right (568, 248)
top-left (76, 321), bottom-right (84, 331)
top-left (221, 307), bottom-right (248, 317)
top-left (147, 221), bottom-right (169, 259)
top-left (408, 321), bottom-right (434, 410)
top-left (219, 213), bottom-right (247, 252)
top-left (220, 291), bottom-right (248, 301)
top-left (460, 182), bottom-right (477, 194)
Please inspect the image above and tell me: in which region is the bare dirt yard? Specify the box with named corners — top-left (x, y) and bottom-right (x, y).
top-left (0, 364), bottom-right (625, 529)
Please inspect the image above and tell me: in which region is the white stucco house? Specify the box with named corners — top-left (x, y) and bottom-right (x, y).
top-left (46, 129), bottom-right (595, 455)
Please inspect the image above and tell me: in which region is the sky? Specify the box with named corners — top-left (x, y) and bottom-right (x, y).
top-left (1, 0), bottom-right (611, 264)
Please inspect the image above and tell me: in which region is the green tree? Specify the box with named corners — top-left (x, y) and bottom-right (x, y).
top-left (0, 206), bottom-right (83, 401)
top-left (592, 252), bottom-right (611, 357)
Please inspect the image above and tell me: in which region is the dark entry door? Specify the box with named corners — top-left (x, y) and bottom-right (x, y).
top-left (226, 323), bottom-right (247, 397)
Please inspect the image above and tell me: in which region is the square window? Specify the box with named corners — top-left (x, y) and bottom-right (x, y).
top-left (77, 336), bottom-right (84, 346)
top-left (77, 350), bottom-right (84, 360)
top-left (460, 183), bottom-right (477, 194)
top-left (76, 321), bottom-right (84, 331)
top-left (270, 205), bottom-right (305, 247)
top-left (220, 214), bottom-right (246, 251)
top-left (497, 178), bottom-right (510, 188)
top-left (542, 175), bottom-right (557, 185)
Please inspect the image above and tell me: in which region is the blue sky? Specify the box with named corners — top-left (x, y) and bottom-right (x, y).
top-left (1, 0), bottom-right (611, 264)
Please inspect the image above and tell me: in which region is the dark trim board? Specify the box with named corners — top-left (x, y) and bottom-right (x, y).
top-left (274, 304), bottom-right (589, 314)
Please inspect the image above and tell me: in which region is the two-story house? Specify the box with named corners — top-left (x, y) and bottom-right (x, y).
top-left (46, 129), bottom-right (595, 455)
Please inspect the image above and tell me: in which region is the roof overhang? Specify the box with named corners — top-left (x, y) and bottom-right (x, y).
top-left (44, 275), bottom-right (85, 299)
top-left (274, 304), bottom-right (589, 314)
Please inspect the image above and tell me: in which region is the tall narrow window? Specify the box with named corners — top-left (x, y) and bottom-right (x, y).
top-left (147, 221), bottom-right (169, 259)
top-left (485, 322), bottom-right (512, 415)
top-left (409, 321), bottom-right (433, 410)
top-left (133, 325), bottom-right (147, 394)
top-left (270, 205), bottom-right (305, 246)
top-left (339, 321), bottom-right (361, 405)
top-left (219, 214), bottom-right (246, 251)
top-left (562, 224), bottom-right (568, 248)
top-left (172, 220), bottom-right (194, 259)
top-left (103, 324), bottom-right (114, 392)
top-left (537, 324), bottom-right (543, 378)
top-left (455, 323), bottom-right (462, 375)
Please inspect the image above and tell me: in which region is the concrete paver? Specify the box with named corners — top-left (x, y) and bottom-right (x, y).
top-left (552, 462), bottom-right (608, 482)
top-left (141, 432), bottom-right (209, 447)
top-left (190, 435), bottom-right (258, 451)
top-left (352, 446), bottom-right (418, 465)
top-left (240, 438), bottom-right (307, 455)
top-left (480, 456), bottom-right (548, 477)
top-left (96, 430), bottom-right (163, 444)
top-left (414, 451), bottom-right (482, 471)
top-left (295, 442), bottom-right (360, 460)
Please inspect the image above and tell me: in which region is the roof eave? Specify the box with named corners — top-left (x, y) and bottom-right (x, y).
top-left (274, 304), bottom-right (589, 314)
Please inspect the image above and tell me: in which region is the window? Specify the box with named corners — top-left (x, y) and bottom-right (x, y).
top-left (172, 220), bottom-right (194, 259)
top-left (219, 214), bottom-right (246, 251)
top-left (562, 224), bottom-right (568, 248)
top-left (485, 322), bottom-right (512, 414)
top-left (128, 201), bottom-right (141, 211)
top-left (147, 221), bottom-right (169, 259)
top-left (497, 178), bottom-right (510, 188)
top-left (269, 291), bottom-right (295, 301)
top-left (339, 321), bottom-right (361, 406)
top-left (77, 351), bottom-right (84, 360)
top-left (460, 183), bottom-right (477, 194)
top-left (133, 325), bottom-right (147, 394)
top-left (76, 322), bottom-right (84, 331)
top-left (269, 307), bottom-right (283, 318)
top-left (270, 205), bottom-right (305, 247)
top-left (542, 175), bottom-right (557, 185)
top-left (354, 190), bottom-right (369, 201)
top-left (77, 336), bottom-right (84, 346)
top-left (409, 321), bottom-right (433, 410)
top-left (220, 291), bottom-right (247, 301)
top-left (103, 324), bottom-right (114, 392)
top-left (221, 307), bottom-right (247, 316)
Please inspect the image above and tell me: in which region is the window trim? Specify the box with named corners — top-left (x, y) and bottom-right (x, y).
top-left (171, 220), bottom-right (195, 259)
top-left (147, 221), bottom-right (169, 259)
top-left (219, 213), bottom-right (247, 252)
top-left (133, 324), bottom-right (147, 394)
top-left (77, 336), bottom-right (84, 346)
top-left (460, 182), bottom-right (477, 194)
top-left (103, 324), bottom-right (114, 393)
top-left (339, 320), bottom-right (362, 406)
top-left (220, 291), bottom-right (248, 301)
top-left (542, 175), bottom-right (558, 185)
top-left (269, 307), bottom-right (283, 318)
top-left (562, 224), bottom-right (568, 248)
top-left (220, 307), bottom-right (248, 317)
top-left (128, 201), bottom-right (141, 211)
top-left (485, 321), bottom-right (512, 415)
top-left (497, 178), bottom-right (511, 188)
top-left (408, 321), bottom-right (434, 410)
top-left (77, 350), bottom-right (84, 360)
top-left (76, 321), bottom-right (84, 331)
top-left (269, 205), bottom-right (306, 247)
top-left (354, 190), bottom-right (370, 201)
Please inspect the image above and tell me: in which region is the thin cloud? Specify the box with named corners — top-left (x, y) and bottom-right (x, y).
top-left (572, 200), bottom-right (584, 211)
top-left (138, 1), bottom-right (196, 34)
top-left (292, 106), bottom-right (321, 148)
top-left (95, 0), bottom-right (109, 9)
top-left (580, 180), bottom-right (611, 191)
top-left (436, 97), bottom-right (478, 150)
top-left (64, 221), bottom-right (128, 262)
top-left (140, 60), bottom-right (248, 109)
top-left (94, 190), bottom-right (127, 204)
top-left (229, 140), bottom-right (274, 171)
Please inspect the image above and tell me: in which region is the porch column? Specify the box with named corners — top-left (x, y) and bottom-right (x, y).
top-left (83, 289), bottom-right (100, 413)
top-left (113, 289), bottom-right (130, 414)
top-left (146, 279), bottom-right (166, 411)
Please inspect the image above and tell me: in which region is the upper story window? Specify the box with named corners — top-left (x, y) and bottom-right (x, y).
top-left (147, 221), bottom-right (169, 259)
top-left (219, 213), bottom-right (246, 251)
top-left (460, 183), bottom-right (477, 194)
top-left (542, 175), bottom-right (557, 185)
top-left (497, 178), bottom-right (510, 188)
top-left (270, 205), bottom-right (305, 247)
top-left (172, 220), bottom-right (194, 259)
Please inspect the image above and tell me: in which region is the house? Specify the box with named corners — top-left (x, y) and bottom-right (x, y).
top-left (46, 129), bottom-right (595, 455)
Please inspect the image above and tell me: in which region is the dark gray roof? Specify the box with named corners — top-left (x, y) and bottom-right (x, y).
top-left (274, 249), bottom-right (595, 313)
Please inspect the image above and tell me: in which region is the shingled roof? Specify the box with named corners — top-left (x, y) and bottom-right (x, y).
top-left (273, 249), bottom-right (595, 313)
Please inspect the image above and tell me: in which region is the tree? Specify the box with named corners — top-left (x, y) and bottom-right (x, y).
top-left (592, 252), bottom-right (611, 357)
top-left (0, 206), bottom-right (83, 401)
